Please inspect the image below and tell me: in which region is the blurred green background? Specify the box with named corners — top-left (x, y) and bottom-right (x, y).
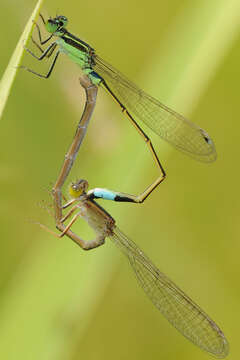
top-left (0, 0), bottom-right (239, 359)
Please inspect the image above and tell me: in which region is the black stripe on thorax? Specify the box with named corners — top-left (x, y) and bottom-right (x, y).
top-left (61, 35), bottom-right (88, 53)
top-left (61, 29), bottom-right (94, 52)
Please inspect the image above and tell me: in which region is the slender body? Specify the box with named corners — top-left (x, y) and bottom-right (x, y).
top-left (23, 17), bottom-right (227, 355)
top-left (23, 15), bottom-right (217, 203)
top-left (51, 76), bottom-right (98, 224)
top-left (46, 179), bottom-right (228, 358)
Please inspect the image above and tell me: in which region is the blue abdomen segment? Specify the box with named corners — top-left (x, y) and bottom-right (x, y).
top-left (89, 188), bottom-right (134, 202)
top-left (88, 71), bottom-right (103, 85)
top-left (93, 188), bottom-right (117, 200)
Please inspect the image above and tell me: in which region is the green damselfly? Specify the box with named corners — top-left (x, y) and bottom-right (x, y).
top-left (22, 14), bottom-right (217, 203)
top-left (39, 179), bottom-right (228, 358)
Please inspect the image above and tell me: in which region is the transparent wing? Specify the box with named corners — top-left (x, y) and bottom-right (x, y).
top-left (94, 56), bottom-right (216, 162)
top-left (111, 227), bottom-right (228, 358)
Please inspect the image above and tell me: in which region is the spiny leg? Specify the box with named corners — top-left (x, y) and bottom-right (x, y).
top-left (29, 14), bottom-right (52, 54)
top-left (38, 199), bottom-right (55, 218)
top-left (31, 35), bottom-right (55, 56)
top-left (33, 14), bottom-right (53, 46)
top-left (24, 41), bottom-right (57, 61)
top-left (21, 49), bottom-right (60, 78)
top-left (37, 215), bottom-right (105, 250)
top-left (56, 215), bottom-right (106, 249)
top-left (39, 13), bottom-right (46, 25)
top-left (62, 198), bottom-right (77, 210)
top-left (36, 199), bottom-right (105, 250)
top-left (59, 212), bottom-right (81, 237)
top-left (31, 36), bottom-right (44, 54)
top-left (61, 204), bottom-right (79, 223)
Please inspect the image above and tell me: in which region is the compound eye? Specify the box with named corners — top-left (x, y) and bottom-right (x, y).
top-left (59, 15), bottom-right (68, 27)
top-left (46, 19), bottom-right (58, 33)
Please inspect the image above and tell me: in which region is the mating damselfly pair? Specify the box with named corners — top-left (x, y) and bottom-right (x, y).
top-left (22, 14), bottom-right (217, 203)
top-left (22, 14), bottom-right (228, 358)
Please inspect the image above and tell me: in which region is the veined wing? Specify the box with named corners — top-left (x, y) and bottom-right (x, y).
top-left (111, 227), bottom-right (228, 358)
top-left (94, 56), bottom-right (217, 162)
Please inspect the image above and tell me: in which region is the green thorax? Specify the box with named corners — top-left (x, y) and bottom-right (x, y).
top-left (44, 16), bottom-right (101, 84)
top-left (57, 33), bottom-right (101, 84)
top-left (56, 37), bottom-right (90, 68)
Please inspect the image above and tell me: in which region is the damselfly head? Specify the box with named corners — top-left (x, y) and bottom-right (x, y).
top-left (69, 179), bottom-right (89, 199)
top-left (46, 15), bottom-right (68, 33)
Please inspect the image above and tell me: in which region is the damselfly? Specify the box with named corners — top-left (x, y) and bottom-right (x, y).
top-left (39, 179), bottom-right (228, 358)
top-left (22, 15), bottom-right (217, 203)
